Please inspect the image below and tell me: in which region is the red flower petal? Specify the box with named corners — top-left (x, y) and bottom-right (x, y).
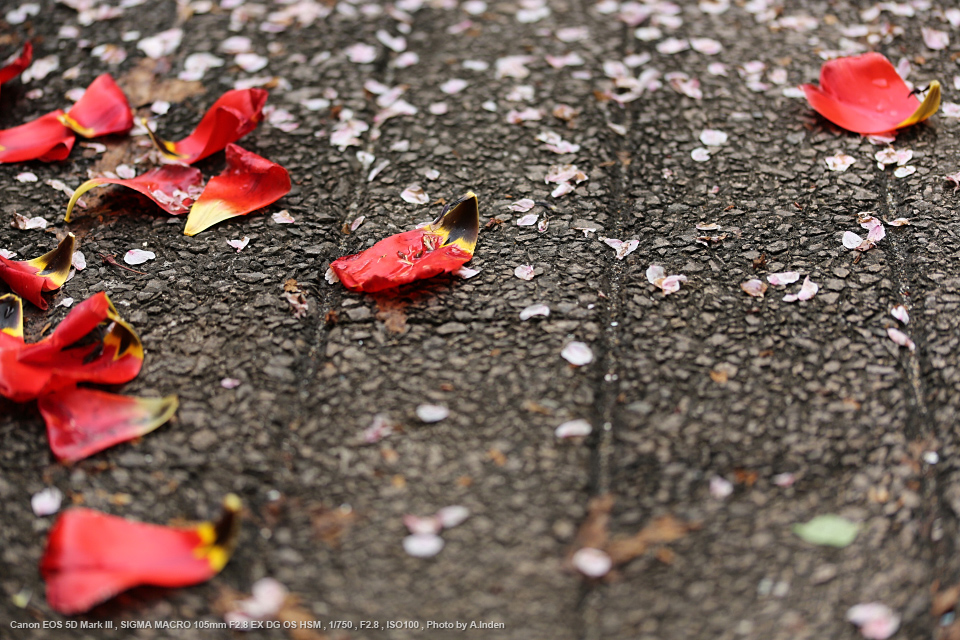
top-left (59, 74), bottom-right (133, 138)
top-left (145, 88), bottom-right (268, 164)
top-left (40, 495), bottom-right (242, 615)
top-left (65, 165), bottom-right (204, 221)
top-left (0, 41), bottom-right (32, 86)
top-left (801, 53), bottom-right (941, 134)
top-left (331, 192), bottom-right (480, 293)
top-left (0, 110), bottom-right (75, 163)
top-left (0, 293), bottom-right (144, 402)
top-left (183, 143), bottom-right (290, 236)
top-left (39, 387), bottom-right (178, 463)
top-left (0, 233), bottom-right (75, 309)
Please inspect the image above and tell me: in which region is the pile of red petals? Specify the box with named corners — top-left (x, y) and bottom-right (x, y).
top-left (801, 52), bottom-right (941, 135)
top-left (330, 192), bottom-right (480, 293)
top-left (0, 291), bottom-right (177, 463)
top-left (41, 494), bottom-right (242, 615)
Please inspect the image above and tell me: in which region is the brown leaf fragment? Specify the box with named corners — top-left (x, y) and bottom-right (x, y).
top-left (606, 514), bottom-right (695, 566)
top-left (310, 504), bottom-right (357, 549)
top-left (933, 583), bottom-right (960, 617)
top-left (575, 493), bottom-right (614, 551)
top-left (709, 369), bottom-right (729, 384)
top-left (939, 621), bottom-right (960, 640)
top-left (487, 448), bottom-right (507, 467)
top-left (118, 58), bottom-right (205, 106)
top-left (375, 298), bottom-right (408, 334)
top-left (752, 253), bottom-right (767, 270)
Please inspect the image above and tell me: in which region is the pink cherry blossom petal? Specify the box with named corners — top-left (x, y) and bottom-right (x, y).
top-left (710, 476), bottom-right (733, 499)
top-left (32, 487), bottom-right (63, 517)
top-left (741, 279), bottom-right (768, 298)
top-left (124, 249), bottom-right (155, 265)
top-left (846, 603), bottom-right (900, 640)
top-left (572, 547), bottom-right (612, 578)
top-left (699, 129), bottom-right (728, 146)
top-left (887, 327), bottom-right (915, 351)
top-left (766, 271), bottom-right (800, 286)
top-left (509, 198), bottom-right (536, 212)
top-left (436, 506), bottom-right (470, 529)
top-left (401, 184), bottom-right (429, 205)
top-left (403, 533), bottom-right (444, 557)
top-left (517, 213), bottom-right (539, 226)
top-left (825, 152), bottom-right (855, 171)
top-left (519, 304), bottom-right (550, 320)
top-left (555, 419), bottom-right (592, 438)
top-left (561, 341), bottom-right (593, 366)
top-left (890, 305), bottom-right (909, 325)
top-left (514, 264), bottom-right (536, 280)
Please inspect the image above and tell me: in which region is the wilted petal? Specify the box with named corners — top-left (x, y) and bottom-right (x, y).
top-left (401, 184), bottom-right (429, 205)
top-left (646, 264), bottom-right (666, 284)
top-left (766, 271), bottom-right (800, 286)
top-left (184, 144), bottom-right (291, 236)
top-left (825, 152), bottom-right (855, 171)
top-left (561, 341), bottom-right (593, 366)
top-left (58, 74), bottom-right (132, 138)
top-left (659, 274), bottom-right (687, 295)
top-left (741, 279), bottom-right (767, 298)
top-left (40, 495), bottom-right (241, 614)
top-left (890, 305), bottom-right (909, 325)
top-left (886, 327), bottom-right (915, 351)
top-left (65, 165), bottom-right (204, 221)
top-left (783, 276), bottom-right (819, 302)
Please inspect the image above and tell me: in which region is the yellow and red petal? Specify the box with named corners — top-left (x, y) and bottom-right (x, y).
top-left (0, 110), bottom-right (75, 163)
top-left (331, 192), bottom-right (480, 293)
top-left (146, 88), bottom-right (268, 164)
top-left (0, 293), bottom-right (23, 339)
top-left (39, 387), bottom-right (178, 463)
top-left (40, 495), bottom-right (242, 615)
top-left (801, 52), bottom-right (940, 135)
top-left (17, 292), bottom-right (144, 392)
top-left (0, 233), bottom-right (76, 309)
top-left (65, 165), bottom-right (204, 221)
top-left (183, 143), bottom-right (290, 236)
top-left (58, 74), bottom-right (133, 138)
top-left (0, 41), bottom-right (32, 86)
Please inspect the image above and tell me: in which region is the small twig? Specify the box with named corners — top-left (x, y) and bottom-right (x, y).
top-left (100, 253), bottom-right (147, 275)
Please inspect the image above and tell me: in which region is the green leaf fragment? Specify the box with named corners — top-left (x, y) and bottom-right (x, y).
top-left (792, 515), bottom-right (859, 548)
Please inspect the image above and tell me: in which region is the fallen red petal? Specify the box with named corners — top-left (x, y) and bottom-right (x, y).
top-left (40, 495), bottom-right (241, 615)
top-left (59, 74), bottom-right (133, 138)
top-left (0, 110), bottom-right (75, 163)
top-left (0, 233), bottom-right (75, 309)
top-left (146, 88), bottom-right (268, 164)
top-left (331, 192), bottom-right (479, 293)
top-left (65, 165), bottom-right (204, 221)
top-left (39, 387), bottom-right (178, 463)
top-left (0, 41), bottom-right (32, 86)
top-left (183, 143), bottom-right (290, 236)
top-left (801, 53), bottom-right (940, 134)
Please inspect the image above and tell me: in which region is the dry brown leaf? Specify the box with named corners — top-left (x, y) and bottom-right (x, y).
top-left (310, 505), bottom-right (357, 549)
top-left (606, 515), bottom-right (695, 566)
top-left (575, 494), bottom-right (614, 551)
top-left (118, 58), bottom-right (205, 106)
top-left (375, 298), bottom-right (408, 334)
top-left (933, 583), bottom-right (960, 616)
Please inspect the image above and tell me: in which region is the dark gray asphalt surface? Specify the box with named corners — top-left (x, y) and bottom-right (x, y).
top-left (2, 0), bottom-right (960, 638)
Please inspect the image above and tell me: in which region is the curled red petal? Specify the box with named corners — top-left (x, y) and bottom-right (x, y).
top-left (331, 192), bottom-right (479, 293)
top-left (0, 293), bottom-right (24, 339)
top-left (183, 143), bottom-right (290, 236)
top-left (39, 387), bottom-right (178, 462)
top-left (802, 52), bottom-right (939, 134)
top-left (65, 165), bottom-right (204, 221)
top-left (0, 41), bottom-right (32, 86)
top-left (146, 88), bottom-right (268, 164)
top-left (11, 292), bottom-right (143, 397)
top-left (40, 495), bottom-right (242, 615)
top-left (0, 233), bottom-right (75, 309)
top-left (59, 74), bottom-right (133, 138)
top-left (0, 110), bottom-right (75, 163)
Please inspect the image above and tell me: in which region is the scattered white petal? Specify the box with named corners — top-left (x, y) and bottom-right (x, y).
top-left (71, 251), bottom-right (86, 271)
top-left (656, 37), bottom-right (689, 54)
top-left (572, 548), bottom-right (612, 578)
top-left (690, 37), bottom-right (722, 55)
top-left (710, 476), bottom-right (733, 499)
top-left (393, 51), bottom-right (419, 68)
top-left (428, 102), bottom-right (448, 115)
top-left (741, 279), bottom-right (767, 298)
top-left (767, 271), bottom-right (800, 286)
top-left (436, 506), bottom-right (470, 529)
top-left (11, 214), bottom-right (47, 230)
top-left (561, 341), bottom-right (593, 366)
top-left (401, 185), bottom-right (429, 205)
top-left (891, 305), bottom-right (909, 325)
top-left (16, 172), bottom-right (37, 183)
top-left (0, 249), bottom-right (16, 259)
top-left (137, 28), bottom-right (183, 59)
top-left (843, 231), bottom-right (867, 250)
top-left (227, 237), bottom-right (250, 252)
top-left (416, 404), bottom-right (449, 423)
top-left (350, 216), bottom-right (365, 232)
top-left (509, 198), bottom-right (536, 212)
top-left (603, 237), bottom-right (639, 260)
top-left (345, 43), bottom-right (377, 64)
top-left (773, 472), bottom-right (796, 487)
top-left (58, 297), bottom-right (74, 308)
top-left (514, 264), bottom-right (536, 280)
top-left (124, 249), bottom-right (155, 265)
top-left (462, 59), bottom-right (488, 71)
top-left (403, 533), bottom-right (444, 558)
top-left (23, 55), bottom-right (59, 83)
top-left (517, 213), bottom-right (539, 226)
top-left (707, 62), bottom-right (728, 76)
top-left (825, 153), bottom-right (855, 172)
top-left (31, 488), bottom-right (63, 517)
top-left (519, 304), bottom-right (550, 320)
top-left (846, 603), bottom-right (900, 640)
top-left (272, 210), bottom-right (295, 224)
top-left (454, 266), bottom-right (481, 279)
top-left (691, 147), bottom-right (711, 162)
top-left (556, 419), bottom-right (592, 438)
top-left (699, 129), bottom-right (728, 146)
top-left (783, 276), bottom-right (818, 302)
top-left (646, 264), bottom-right (687, 294)
top-left (506, 107), bottom-right (542, 123)
top-left (887, 327), bottom-right (915, 352)
top-left (221, 378), bottom-right (242, 389)
top-left (495, 55), bottom-right (534, 79)
top-left (922, 27), bottom-right (949, 51)
top-left (220, 36), bottom-right (252, 54)
top-left (942, 103), bottom-right (960, 118)
top-left (376, 30), bottom-right (407, 52)
top-left (235, 52), bottom-right (268, 73)
top-left (893, 165), bottom-right (916, 178)
top-left (325, 267), bottom-right (340, 285)
top-left (440, 78), bottom-right (468, 94)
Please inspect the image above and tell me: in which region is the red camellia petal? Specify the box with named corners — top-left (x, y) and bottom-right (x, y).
top-left (145, 88), bottom-right (268, 164)
top-left (58, 74), bottom-right (133, 138)
top-left (40, 495), bottom-right (242, 615)
top-left (0, 110), bottom-right (75, 163)
top-left (0, 233), bottom-right (75, 309)
top-left (0, 292), bottom-right (143, 402)
top-left (0, 41), bottom-right (32, 86)
top-left (183, 143), bottom-right (290, 236)
top-left (39, 387), bottom-right (179, 463)
top-left (331, 192), bottom-right (480, 293)
top-left (801, 52), bottom-right (941, 135)
top-left (65, 165), bottom-right (204, 221)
